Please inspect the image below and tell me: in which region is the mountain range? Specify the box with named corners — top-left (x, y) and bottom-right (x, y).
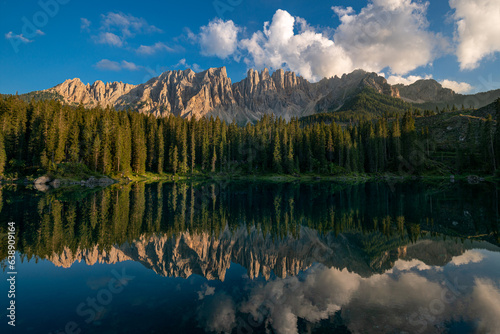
top-left (46, 225), bottom-right (500, 281)
top-left (22, 68), bottom-right (500, 123)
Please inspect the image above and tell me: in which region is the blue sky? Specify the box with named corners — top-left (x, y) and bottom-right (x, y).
top-left (1, 0), bottom-right (499, 94)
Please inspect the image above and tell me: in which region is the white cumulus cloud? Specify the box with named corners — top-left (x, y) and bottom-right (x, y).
top-left (450, 0), bottom-right (500, 70)
top-left (440, 79), bottom-right (473, 93)
top-left (333, 0), bottom-right (446, 75)
top-left (386, 74), bottom-right (433, 85)
top-left (199, 18), bottom-right (239, 59)
top-left (450, 250), bottom-right (485, 265)
top-left (239, 10), bottom-right (354, 82)
top-left (470, 278), bottom-right (500, 333)
top-left (196, 2), bottom-right (447, 82)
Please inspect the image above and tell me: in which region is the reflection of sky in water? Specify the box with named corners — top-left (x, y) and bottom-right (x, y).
top-left (1, 247), bottom-right (499, 334)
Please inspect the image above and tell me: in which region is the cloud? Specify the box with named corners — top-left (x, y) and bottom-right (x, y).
top-left (94, 59), bottom-right (142, 71)
top-left (198, 18), bottom-right (239, 59)
top-left (88, 12), bottom-right (162, 48)
top-left (333, 0), bottom-right (447, 75)
top-left (470, 278), bottom-right (500, 333)
top-left (240, 266), bottom-right (361, 334)
top-left (450, 0), bottom-right (500, 70)
top-left (95, 59), bottom-right (122, 71)
top-left (386, 74), bottom-right (433, 85)
top-left (440, 79), bottom-right (473, 93)
top-left (390, 258), bottom-right (436, 271)
top-left (200, 3), bottom-right (445, 82)
top-left (121, 60), bottom-right (141, 71)
top-left (80, 18), bottom-right (91, 31)
top-left (94, 32), bottom-right (123, 47)
top-left (5, 31), bottom-right (33, 43)
top-left (449, 250), bottom-right (484, 265)
top-left (100, 12), bottom-right (162, 37)
top-left (385, 74), bottom-right (473, 93)
top-left (239, 10), bottom-right (354, 82)
top-left (136, 42), bottom-right (176, 55)
top-left (197, 284), bottom-right (216, 300)
top-left (197, 293), bottom-right (236, 333)
top-left (5, 29), bottom-right (44, 43)
top-left (174, 58), bottom-right (201, 72)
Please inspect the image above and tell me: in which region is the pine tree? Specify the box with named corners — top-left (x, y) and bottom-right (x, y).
top-left (0, 132), bottom-right (6, 175)
top-left (68, 123), bottom-right (80, 163)
top-left (131, 115), bottom-right (146, 174)
top-left (211, 146), bottom-right (217, 173)
top-left (285, 130), bottom-right (295, 174)
top-left (272, 131), bottom-right (283, 173)
top-left (120, 115), bottom-right (132, 174)
top-left (494, 104), bottom-right (500, 174)
top-left (146, 117), bottom-right (157, 172)
top-left (93, 135), bottom-right (101, 172)
top-left (179, 124), bottom-right (188, 174)
top-left (157, 123), bottom-right (165, 174)
top-left (170, 145), bottom-right (179, 175)
top-left (326, 129), bottom-right (334, 163)
top-left (482, 115), bottom-right (496, 173)
top-left (401, 111), bottom-right (416, 163)
top-left (190, 128), bottom-right (196, 174)
top-left (391, 117), bottom-right (402, 163)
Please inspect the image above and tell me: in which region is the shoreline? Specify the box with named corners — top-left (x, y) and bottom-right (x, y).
top-left (0, 172), bottom-right (498, 191)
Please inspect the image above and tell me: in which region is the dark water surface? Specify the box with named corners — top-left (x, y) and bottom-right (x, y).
top-left (1, 180), bottom-right (499, 334)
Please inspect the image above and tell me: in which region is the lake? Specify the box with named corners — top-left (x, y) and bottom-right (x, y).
top-left (1, 180), bottom-right (499, 334)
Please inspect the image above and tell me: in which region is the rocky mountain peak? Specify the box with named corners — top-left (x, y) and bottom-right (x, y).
top-left (43, 67), bottom-right (500, 123)
top-left (396, 79), bottom-right (455, 103)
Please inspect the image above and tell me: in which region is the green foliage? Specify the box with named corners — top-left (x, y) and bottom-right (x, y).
top-left (0, 95), bottom-right (493, 178)
top-left (0, 133), bottom-right (6, 176)
top-left (337, 87), bottom-right (415, 117)
top-left (48, 162), bottom-right (101, 179)
top-left (1, 90), bottom-right (64, 103)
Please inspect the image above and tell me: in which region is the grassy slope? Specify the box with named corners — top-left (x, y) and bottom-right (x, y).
top-left (300, 87), bottom-right (415, 124)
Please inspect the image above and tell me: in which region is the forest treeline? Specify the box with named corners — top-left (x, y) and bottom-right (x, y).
top-left (2, 181), bottom-right (497, 263)
top-left (0, 95), bottom-right (499, 178)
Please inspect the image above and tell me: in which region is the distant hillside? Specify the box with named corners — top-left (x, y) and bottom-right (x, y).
top-left (1, 90), bottom-right (64, 103)
top-left (300, 87), bottom-right (414, 124)
top-left (6, 69), bottom-right (500, 124)
top-left (395, 79), bottom-right (500, 111)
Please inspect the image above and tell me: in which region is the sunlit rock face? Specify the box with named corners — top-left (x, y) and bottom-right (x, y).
top-left (47, 68), bottom-right (402, 123)
top-left (47, 225), bottom-right (489, 281)
top-left (52, 78), bottom-right (136, 107)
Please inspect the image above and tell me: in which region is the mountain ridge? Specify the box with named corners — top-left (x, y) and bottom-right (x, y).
top-left (30, 67), bottom-right (500, 123)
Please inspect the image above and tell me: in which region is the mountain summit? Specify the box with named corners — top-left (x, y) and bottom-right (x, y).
top-left (45, 68), bottom-right (500, 123)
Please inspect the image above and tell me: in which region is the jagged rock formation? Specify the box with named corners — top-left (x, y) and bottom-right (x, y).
top-left (45, 68), bottom-right (500, 123)
top-left (46, 225), bottom-right (498, 281)
top-left (396, 79), bottom-right (500, 109)
top-left (52, 78), bottom-right (136, 107)
top-left (49, 245), bottom-right (132, 268)
top-left (395, 79), bottom-right (455, 104)
top-left (45, 68), bottom-right (401, 123)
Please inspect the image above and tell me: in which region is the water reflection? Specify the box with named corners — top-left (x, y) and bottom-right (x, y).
top-left (0, 181), bottom-right (499, 333)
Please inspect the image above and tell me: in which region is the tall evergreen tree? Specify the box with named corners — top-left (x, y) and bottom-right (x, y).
top-left (272, 131), bottom-right (283, 173)
top-left (0, 132), bottom-right (6, 175)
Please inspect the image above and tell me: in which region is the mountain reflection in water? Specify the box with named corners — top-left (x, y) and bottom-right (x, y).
top-left (0, 181), bottom-right (499, 334)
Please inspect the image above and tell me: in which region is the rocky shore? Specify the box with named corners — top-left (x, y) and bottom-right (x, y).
top-left (33, 175), bottom-right (116, 192)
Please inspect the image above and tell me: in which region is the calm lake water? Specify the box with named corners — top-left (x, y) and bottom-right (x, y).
top-left (1, 180), bottom-right (499, 334)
